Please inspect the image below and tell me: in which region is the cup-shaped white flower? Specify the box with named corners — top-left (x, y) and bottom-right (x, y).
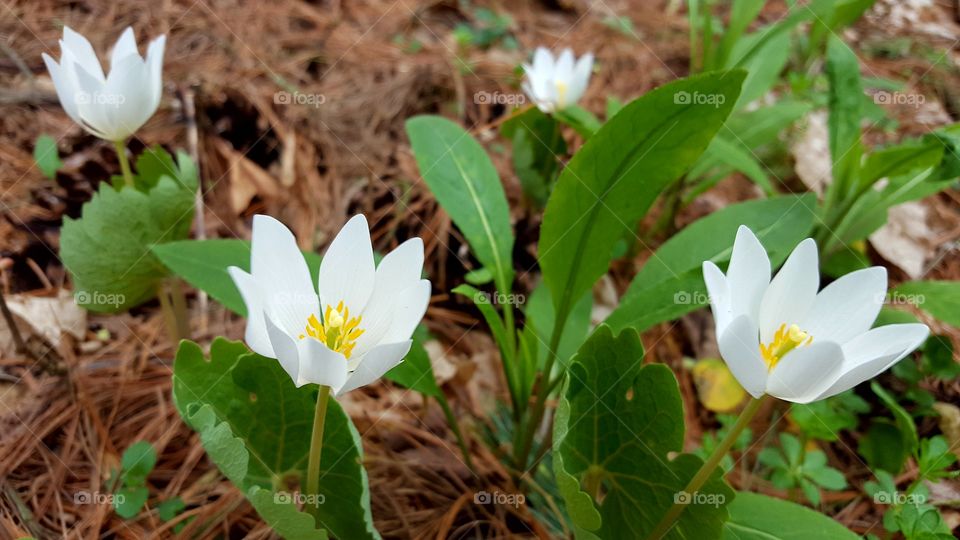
top-left (42, 26), bottom-right (165, 142)
top-left (228, 215), bottom-right (430, 395)
top-left (703, 226), bottom-right (929, 404)
top-left (522, 47), bottom-right (593, 113)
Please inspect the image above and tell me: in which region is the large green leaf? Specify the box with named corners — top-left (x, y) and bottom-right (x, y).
top-left (606, 194), bottom-right (817, 332)
top-left (173, 339), bottom-right (378, 540)
top-left (538, 70), bottom-right (744, 330)
top-left (722, 492), bottom-right (859, 539)
top-left (61, 178), bottom-right (195, 313)
top-left (553, 325), bottom-right (733, 538)
top-left (825, 35), bottom-right (863, 201)
top-left (892, 280), bottom-right (960, 328)
top-left (150, 239), bottom-right (322, 316)
top-left (405, 116), bottom-right (514, 293)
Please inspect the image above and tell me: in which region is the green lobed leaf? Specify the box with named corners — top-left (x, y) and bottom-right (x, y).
top-left (114, 486), bottom-right (149, 519)
top-left (405, 116), bottom-right (515, 293)
top-left (606, 194), bottom-right (817, 332)
top-left (150, 239), bottom-right (322, 317)
top-left (539, 70), bottom-right (745, 331)
top-left (722, 492), bottom-right (860, 539)
top-left (553, 325), bottom-right (733, 538)
top-left (172, 338), bottom-right (377, 540)
top-left (61, 178), bottom-right (195, 313)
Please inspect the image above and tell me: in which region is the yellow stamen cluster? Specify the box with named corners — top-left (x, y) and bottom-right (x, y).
top-left (555, 81), bottom-right (568, 107)
top-left (759, 323), bottom-right (812, 371)
top-left (299, 300), bottom-right (364, 359)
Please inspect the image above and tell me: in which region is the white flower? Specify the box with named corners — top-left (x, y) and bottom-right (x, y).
top-left (42, 26), bottom-right (165, 141)
top-left (522, 47), bottom-right (593, 113)
top-left (703, 226), bottom-right (929, 404)
top-left (228, 215), bottom-right (430, 395)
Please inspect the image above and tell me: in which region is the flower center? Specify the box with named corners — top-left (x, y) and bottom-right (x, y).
top-left (555, 80), bottom-right (568, 107)
top-left (299, 300), bottom-right (364, 359)
top-left (759, 323), bottom-right (812, 371)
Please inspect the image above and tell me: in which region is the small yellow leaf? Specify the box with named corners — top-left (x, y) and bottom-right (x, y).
top-left (691, 358), bottom-right (747, 413)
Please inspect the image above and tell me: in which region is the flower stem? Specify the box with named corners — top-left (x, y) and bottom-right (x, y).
top-left (157, 282), bottom-right (181, 344)
top-left (645, 395), bottom-right (768, 540)
top-left (113, 139), bottom-right (135, 188)
top-left (306, 385), bottom-right (331, 517)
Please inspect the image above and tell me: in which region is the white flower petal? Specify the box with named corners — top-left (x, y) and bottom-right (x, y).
top-left (144, 35), bottom-right (166, 112)
top-left (42, 53), bottom-right (84, 126)
top-left (317, 215), bottom-right (376, 314)
top-left (703, 261), bottom-right (731, 336)
top-left (296, 337), bottom-right (349, 390)
top-left (337, 340), bottom-right (412, 396)
top-left (802, 267), bottom-right (887, 344)
top-left (104, 53), bottom-right (151, 139)
top-left (718, 314), bottom-right (768, 398)
top-left (264, 314), bottom-right (302, 384)
top-left (554, 48), bottom-right (575, 82)
top-left (815, 323), bottom-right (929, 400)
top-left (372, 238), bottom-right (424, 297)
top-left (532, 47), bottom-right (553, 74)
top-left (725, 226), bottom-right (771, 324)
top-left (568, 52), bottom-right (593, 103)
top-left (227, 266), bottom-right (273, 357)
top-left (70, 61), bottom-right (117, 139)
top-left (62, 26), bottom-right (105, 82)
top-left (250, 215), bottom-right (319, 336)
top-left (759, 239), bottom-right (819, 343)
top-left (353, 279), bottom-right (430, 358)
top-left (766, 341), bottom-right (843, 403)
top-left (109, 27), bottom-right (140, 68)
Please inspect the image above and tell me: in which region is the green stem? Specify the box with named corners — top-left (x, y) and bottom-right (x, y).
top-left (113, 139), bottom-right (135, 188)
top-left (513, 313), bottom-right (564, 471)
top-left (306, 385), bottom-right (331, 517)
top-left (157, 283), bottom-right (181, 344)
top-left (645, 396), bottom-right (768, 540)
top-left (438, 396), bottom-right (474, 472)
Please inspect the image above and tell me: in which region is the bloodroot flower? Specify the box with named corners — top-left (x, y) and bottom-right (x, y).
top-left (42, 26), bottom-right (165, 142)
top-left (703, 226), bottom-right (929, 404)
top-left (522, 47), bottom-right (593, 113)
top-left (229, 215), bottom-right (430, 395)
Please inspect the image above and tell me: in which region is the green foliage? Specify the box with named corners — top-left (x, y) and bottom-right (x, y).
top-left (758, 433), bottom-right (846, 506)
top-left (151, 239), bottom-right (322, 316)
top-left (112, 441), bottom-right (156, 519)
top-left (452, 6), bottom-right (516, 50)
top-left (406, 115), bottom-right (515, 295)
top-left (135, 146), bottom-right (199, 192)
top-left (553, 326), bottom-right (733, 538)
top-left (33, 134), bottom-right (62, 179)
top-left (892, 281), bottom-right (960, 328)
top-left (173, 339), bottom-right (378, 539)
top-left (539, 70), bottom-right (744, 333)
top-left (501, 107), bottom-right (566, 206)
top-left (61, 173), bottom-right (195, 313)
top-left (607, 194), bottom-right (817, 332)
top-left (791, 390), bottom-right (869, 442)
top-left (694, 413), bottom-right (753, 473)
top-left (722, 492), bottom-right (861, 539)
